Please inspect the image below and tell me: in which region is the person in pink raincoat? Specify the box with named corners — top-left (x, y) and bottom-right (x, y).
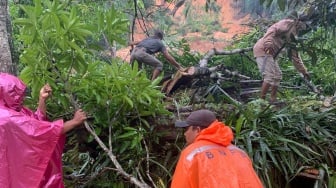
top-left (0, 73), bottom-right (87, 188)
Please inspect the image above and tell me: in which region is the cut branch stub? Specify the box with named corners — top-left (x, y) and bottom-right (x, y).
top-left (162, 66), bottom-right (212, 95)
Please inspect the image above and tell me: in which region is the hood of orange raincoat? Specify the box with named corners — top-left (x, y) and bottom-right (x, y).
top-left (171, 120), bottom-right (264, 188)
top-left (195, 120), bottom-right (234, 146)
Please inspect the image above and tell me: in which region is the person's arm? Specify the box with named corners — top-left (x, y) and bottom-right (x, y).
top-left (263, 19), bottom-right (293, 56)
top-left (291, 50), bottom-right (310, 79)
top-left (62, 109), bottom-right (87, 134)
top-left (162, 49), bottom-right (186, 71)
top-left (36, 84), bottom-right (52, 119)
top-left (262, 27), bottom-right (277, 55)
top-left (128, 41), bottom-right (140, 48)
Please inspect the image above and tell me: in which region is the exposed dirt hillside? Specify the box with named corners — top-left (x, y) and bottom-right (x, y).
top-left (116, 0), bottom-right (251, 61)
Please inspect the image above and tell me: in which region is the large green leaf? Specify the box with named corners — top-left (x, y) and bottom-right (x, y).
top-left (277, 0), bottom-right (286, 11)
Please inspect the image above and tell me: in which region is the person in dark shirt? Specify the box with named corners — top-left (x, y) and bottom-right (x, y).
top-left (129, 30), bottom-right (185, 80)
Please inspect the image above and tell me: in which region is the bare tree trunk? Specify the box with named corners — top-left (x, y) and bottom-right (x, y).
top-left (0, 0), bottom-right (16, 74)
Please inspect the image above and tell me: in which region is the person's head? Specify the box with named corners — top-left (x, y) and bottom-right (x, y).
top-left (153, 29), bottom-right (164, 40)
top-left (287, 10), bottom-right (299, 20)
top-left (287, 10), bottom-right (307, 34)
top-left (0, 73), bottom-right (27, 111)
top-left (175, 109), bottom-right (216, 145)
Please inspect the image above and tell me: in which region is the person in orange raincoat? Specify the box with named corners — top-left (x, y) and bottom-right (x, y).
top-left (171, 109), bottom-right (263, 188)
top-left (0, 73), bottom-right (87, 188)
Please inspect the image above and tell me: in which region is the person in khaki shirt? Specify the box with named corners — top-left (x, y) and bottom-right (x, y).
top-left (253, 11), bottom-right (310, 103)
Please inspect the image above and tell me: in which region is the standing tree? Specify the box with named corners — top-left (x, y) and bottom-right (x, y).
top-left (0, 0), bottom-right (16, 74)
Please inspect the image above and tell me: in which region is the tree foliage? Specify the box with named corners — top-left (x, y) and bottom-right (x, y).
top-left (14, 0), bottom-right (171, 187)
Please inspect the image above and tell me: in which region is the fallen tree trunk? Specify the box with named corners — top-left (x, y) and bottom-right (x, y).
top-left (199, 47), bottom-right (252, 67)
top-left (162, 64), bottom-right (251, 95)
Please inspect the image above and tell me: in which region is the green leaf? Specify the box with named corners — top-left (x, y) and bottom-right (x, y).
top-left (124, 127), bottom-right (137, 131)
top-left (122, 95), bottom-right (134, 108)
top-left (234, 115), bottom-right (245, 136)
top-left (278, 137), bottom-right (321, 156)
top-left (95, 127), bottom-right (102, 135)
top-left (117, 131), bottom-right (137, 139)
top-left (277, 0), bottom-right (286, 11)
top-left (130, 136), bottom-right (140, 149)
top-left (119, 141), bottom-right (130, 154)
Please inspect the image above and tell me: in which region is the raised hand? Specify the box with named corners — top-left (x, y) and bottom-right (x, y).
top-left (39, 84), bottom-right (52, 101)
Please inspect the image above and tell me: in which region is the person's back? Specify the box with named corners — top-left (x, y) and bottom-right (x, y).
top-left (253, 19), bottom-right (297, 58)
top-left (129, 29), bottom-right (185, 80)
top-left (136, 37), bottom-right (166, 54)
top-left (171, 110), bottom-right (263, 188)
top-left (173, 141), bottom-right (263, 187)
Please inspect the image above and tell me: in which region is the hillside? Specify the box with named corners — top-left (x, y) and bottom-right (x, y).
top-left (116, 0), bottom-right (251, 61)
top-left (169, 0), bottom-right (251, 51)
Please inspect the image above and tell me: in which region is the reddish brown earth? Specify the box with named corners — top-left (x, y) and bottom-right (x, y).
top-left (116, 0), bottom-right (251, 61)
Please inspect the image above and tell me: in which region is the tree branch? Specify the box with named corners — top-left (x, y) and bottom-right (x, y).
top-left (199, 47), bottom-right (252, 67)
top-left (82, 121), bottom-right (151, 188)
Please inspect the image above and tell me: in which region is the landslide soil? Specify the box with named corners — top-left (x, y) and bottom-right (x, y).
top-left (116, 0), bottom-right (251, 61)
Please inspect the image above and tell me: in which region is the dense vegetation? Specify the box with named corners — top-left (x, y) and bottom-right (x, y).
top-left (7, 0), bottom-right (336, 187)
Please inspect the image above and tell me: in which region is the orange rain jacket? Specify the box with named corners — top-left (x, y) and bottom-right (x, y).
top-left (171, 120), bottom-right (264, 188)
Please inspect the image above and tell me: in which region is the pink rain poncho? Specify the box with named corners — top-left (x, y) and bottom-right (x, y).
top-left (0, 73), bottom-right (65, 188)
